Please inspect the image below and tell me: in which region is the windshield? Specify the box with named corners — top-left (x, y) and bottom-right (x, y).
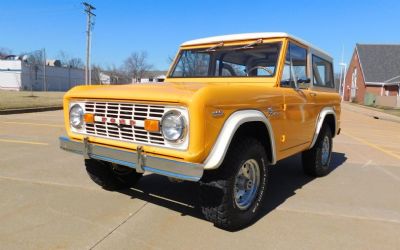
top-left (169, 42), bottom-right (281, 78)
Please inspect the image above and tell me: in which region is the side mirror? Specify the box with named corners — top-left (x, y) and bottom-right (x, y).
top-left (296, 78), bottom-right (311, 89)
top-left (298, 78), bottom-right (311, 84)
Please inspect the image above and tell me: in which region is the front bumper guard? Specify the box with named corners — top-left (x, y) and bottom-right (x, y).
top-left (59, 137), bottom-right (203, 182)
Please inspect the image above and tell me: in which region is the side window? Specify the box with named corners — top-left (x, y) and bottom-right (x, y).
top-left (281, 42), bottom-right (308, 87)
top-left (312, 55), bottom-right (334, 88)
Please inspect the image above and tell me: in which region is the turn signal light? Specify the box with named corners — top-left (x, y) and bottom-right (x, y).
top-left (84, 113), bottom-right (95, 124)
top-left (144, 119), bottom-right (160, 132)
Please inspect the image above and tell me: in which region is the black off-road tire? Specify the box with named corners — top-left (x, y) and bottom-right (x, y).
top-left (85, 159), bottom-right (142, 190)
top-left (302, 124), bottom-right (333, 177)
top-left (199, 137), bottom-right (269, 230)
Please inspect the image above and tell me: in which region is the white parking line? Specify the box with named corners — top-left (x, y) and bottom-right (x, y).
top-left (343, 131), bottom-right (400, 161)
top-left (1, 121), bottom-right (63, 128)
top-left (0, 175), bottom-right (99, 191)
top-left (361, 160), bottom-right (373, 168)
top-left (0, 138), bottom-right (48, 146)
top-left (375, 166), bottom-right (400, 182)
top-left (278, 207), bottom-right (400, 225)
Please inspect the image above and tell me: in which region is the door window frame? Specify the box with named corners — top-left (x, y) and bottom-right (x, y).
top-left (279, 39), bottom-right (310, 88)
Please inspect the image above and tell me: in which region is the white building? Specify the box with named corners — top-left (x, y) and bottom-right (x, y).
top-left (99, 72), bottom-right (111, 85)
top-left (132, 71), bottom-right (167, 83)
top-left (0, 59), bottom-right (85, 91)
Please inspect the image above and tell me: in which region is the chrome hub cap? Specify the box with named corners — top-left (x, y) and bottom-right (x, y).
top-left (321, 136), bottom-right (330, 165)
top-left (234, 159), bottom-right (261, 210)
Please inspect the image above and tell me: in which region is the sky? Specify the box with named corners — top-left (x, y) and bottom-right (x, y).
top-left (1, 0), bottom-right (399, 71)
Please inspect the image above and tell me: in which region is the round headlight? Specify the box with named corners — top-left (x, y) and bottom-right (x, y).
top-left (69, 104), bottom-right (84, 129)
top-left (161, 111), bottom-right (186, 142)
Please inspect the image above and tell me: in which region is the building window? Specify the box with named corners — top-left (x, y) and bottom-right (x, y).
top-left (350, 68), bottom-right (358, 99)
top-left (351, 68), bottom-right (357, 87)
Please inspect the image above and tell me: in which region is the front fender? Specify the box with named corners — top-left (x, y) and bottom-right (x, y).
top-left (203, 110), bottom-right (276, 169)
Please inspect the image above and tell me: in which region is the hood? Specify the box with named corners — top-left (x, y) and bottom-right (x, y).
top-left (64, 82), bottom-right (215, 104)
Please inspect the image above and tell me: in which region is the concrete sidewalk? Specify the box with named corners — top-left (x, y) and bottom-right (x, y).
top-left (341, 102), bottom-right (400, 123)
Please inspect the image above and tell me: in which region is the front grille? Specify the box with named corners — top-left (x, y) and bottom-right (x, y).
top-left (83, 101), bottom-right (166, 146)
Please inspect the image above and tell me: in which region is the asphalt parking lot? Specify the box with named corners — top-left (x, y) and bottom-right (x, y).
top-left (0, 103), bottom-right (399, 250)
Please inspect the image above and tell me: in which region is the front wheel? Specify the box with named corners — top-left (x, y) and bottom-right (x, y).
top-left (200, 137), bottom-right (269, 230)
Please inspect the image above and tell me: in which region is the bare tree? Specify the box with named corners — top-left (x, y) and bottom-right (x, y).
top-left (106, 64), bottom-right (122, 84)
top-left (123, 51), bottom-right (153, 82)
top-left (18, 50), bottom-right (45, 94)
top-left (68, 57), bottom-right (84, 69)
top-left (57, 50), bottom-right (69, 65)
top-left (91, 64), bottom-right (103, 84)
top-left (56, 50), bottom-right (84, 68)
top-left (23, 50), bottom-right (44, 65)
top-left (20, 50), bottom-right (45, 76)
top-left (0, 47), bottom-right (12, 58)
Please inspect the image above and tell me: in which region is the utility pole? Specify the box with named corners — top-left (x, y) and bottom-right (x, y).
top-left (83, 2), bottom-right (96, 85)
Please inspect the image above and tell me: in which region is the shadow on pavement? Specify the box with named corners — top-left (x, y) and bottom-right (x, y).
top-left (258, 152), bottom-right (347, 221)
top-left (118, 152), bottom-right (347, 229)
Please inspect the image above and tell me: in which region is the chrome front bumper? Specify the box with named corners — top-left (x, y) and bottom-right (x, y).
top-left (59, 137), bottom-right (203, 182)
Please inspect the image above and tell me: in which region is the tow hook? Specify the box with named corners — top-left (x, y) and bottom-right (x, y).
top-left (136, 146), bottom-right (145, 173)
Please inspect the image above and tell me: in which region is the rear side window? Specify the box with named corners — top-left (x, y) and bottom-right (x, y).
top-left (312, 55), bottom-right (334, 88)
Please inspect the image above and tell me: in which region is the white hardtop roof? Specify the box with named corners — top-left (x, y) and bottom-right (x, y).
top-left (181, 32), bottom-right (331, 60)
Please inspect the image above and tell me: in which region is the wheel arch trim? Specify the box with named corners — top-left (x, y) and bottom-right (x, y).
top-left (309, 107), bottom-right (337, 149)
top-left (203, 110), bottom-right (276, 170)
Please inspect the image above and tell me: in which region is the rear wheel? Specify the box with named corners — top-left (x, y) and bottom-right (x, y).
top-left (85, 159), bottom-right (142, 190)
top-left (200, 137), bottom-right (269, 230)
top-left (302, 124), bottom-right (333, 177)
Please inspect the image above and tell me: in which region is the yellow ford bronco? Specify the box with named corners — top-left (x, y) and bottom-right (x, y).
top-left (60, 32), bottom-right (341, 230)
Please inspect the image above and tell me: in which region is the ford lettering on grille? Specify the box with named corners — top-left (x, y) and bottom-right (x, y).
top-left (83, 101), bottom-right (166, 146)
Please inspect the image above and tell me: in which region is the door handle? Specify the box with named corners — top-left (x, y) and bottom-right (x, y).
top-left (309, 92), bottom-right (317, 97)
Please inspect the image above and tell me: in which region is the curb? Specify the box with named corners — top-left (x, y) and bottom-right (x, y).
top-left (0, 106), bottom-right (62, 115)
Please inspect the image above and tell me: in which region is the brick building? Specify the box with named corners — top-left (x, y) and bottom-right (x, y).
top-left (344, 44), bottom-right (400, 103)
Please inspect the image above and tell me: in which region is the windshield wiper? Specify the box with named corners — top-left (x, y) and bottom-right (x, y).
top-left (234, 38), bottom-right (263, 50)
top-left (197, 38), bottom-right (263, 53)
top-left (198, 42), bottom-right (224, 53)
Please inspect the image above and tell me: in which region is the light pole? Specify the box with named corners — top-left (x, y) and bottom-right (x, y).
top-left (339, 62), bottom-right (347, 101)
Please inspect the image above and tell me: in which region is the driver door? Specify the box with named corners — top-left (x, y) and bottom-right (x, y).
top-left (281, 42), bottom-right (316, 152)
